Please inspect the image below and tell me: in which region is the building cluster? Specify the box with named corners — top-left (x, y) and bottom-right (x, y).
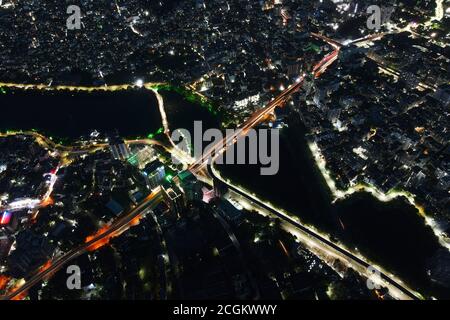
top-left (0, 129), bottom-right (383, 298)
top-left (0, 135), bottom-right (59, 208)
top-left (0, 135), bottom-right (59, 271)
top-left (0, 136), bottom-right (151, 277)
top-left (147, 169), bottom-right (379, 299)
top-left (0, 0), bottom-right (448, 299)
top-left (0, 0), bottom-right (443, 125)
top-left (300, 31), bottom-right (449, 235)
top-left (1, 0), bottom-right (439, 121)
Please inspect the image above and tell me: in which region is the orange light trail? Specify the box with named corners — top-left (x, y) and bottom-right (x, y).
top-left (129, 215), bottom-right (142, 227)
top-left (84, 213), bottom-right (145, 251)
top-left (10, 282), bottom-right (27, 301)
top-left (41, 196), bottom-right (54, 207)
top-left (85, 225), bottom-right (114, 251)
top-left (0, 275), bottom-right (11, 291)
top-left (36, 260), bottom-right (55, 281)
top-left (39, 260), bottom-right (52, 272)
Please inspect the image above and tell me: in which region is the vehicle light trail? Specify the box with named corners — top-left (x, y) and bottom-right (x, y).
top-left (196, 32), bottom-right (425, 300)
top-left (0, 275), bottom-right (10, 291)
top-left (189, 34), bottom-right (340, 173)
top-left (0, 188), bottom-right (164, 300)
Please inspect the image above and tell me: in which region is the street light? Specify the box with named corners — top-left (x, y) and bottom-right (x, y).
top-left (135, 79), bottom-right (144, 87)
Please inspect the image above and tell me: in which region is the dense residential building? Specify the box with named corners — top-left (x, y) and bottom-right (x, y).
top-left (0, 0), bottom-right (448, 305)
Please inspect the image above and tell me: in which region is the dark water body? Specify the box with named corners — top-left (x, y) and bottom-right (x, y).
top-left (217, 112), bottom-right (446, 298)
top-left (0, 88), bottom-right (218, 141)
top-left (161, 90), bottom-right (220, 135)
top-left (0, 88), bottom-right (161, 140)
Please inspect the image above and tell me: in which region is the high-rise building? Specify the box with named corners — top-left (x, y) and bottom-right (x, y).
top-left (162, 186), bottom-right (185, 217)
top-left (109, 135), bottom-right (130, 161)
top-left (178, 170), bottom-right (203, 203)
top-left (128, 146), bottom-right (155, 169)
top-left (144, 160), bottom-right (166, 189)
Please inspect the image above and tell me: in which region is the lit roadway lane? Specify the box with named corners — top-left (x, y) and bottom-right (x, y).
top-left (208, 166), bottom-right (421, 300)
top-left (1, 188), bottom-right (163, 300)
top-left (197, 32), bottom-right (422, 300)
top-left (189, 46), bottom-right (339, 174)
top-left (189, 75), bottom-right (306, 173)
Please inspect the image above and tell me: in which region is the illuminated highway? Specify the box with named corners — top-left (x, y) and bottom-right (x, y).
top-left (150, 88), bottom-right (171, 137)
top-left (189, 37), bottom-right (340, 174)
top-left (188, 52), bottom-right (340, 173)
top-left (0, 187), bottom-right (164, 300)
top-left (189, 32), bottom-right (423, 300)
top-left (188, 77), bottom-right (307, 172)
top-left (0, 30), bottom-right (439, 300)
top-left (208, 165), bottom-right (422, 300)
